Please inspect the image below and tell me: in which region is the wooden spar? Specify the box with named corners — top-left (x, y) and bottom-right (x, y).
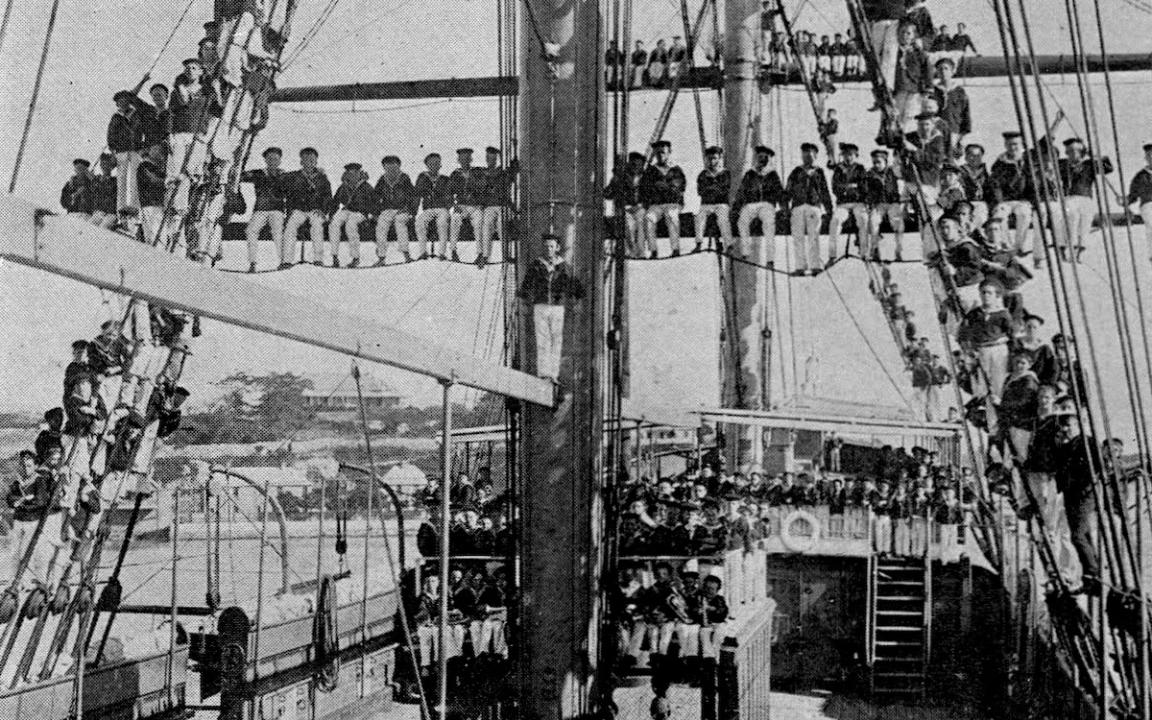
top-left (271, 54), bottom-right (1152, 104)
top-left (515, 0), bottom-right (606, 713)
top-left (719, 0), bottom-right (772, 469)
top-left (0, 194), bottom-right (555, 407)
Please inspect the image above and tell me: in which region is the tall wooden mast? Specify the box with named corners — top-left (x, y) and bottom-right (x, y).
top-left (516, 0), bottom-right (606, 715)
top-left (720, 0), bottom-right (773, 468)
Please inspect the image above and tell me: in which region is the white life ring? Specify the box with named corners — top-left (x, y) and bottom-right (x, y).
top-left (780, 509), bottom-right (821, 554)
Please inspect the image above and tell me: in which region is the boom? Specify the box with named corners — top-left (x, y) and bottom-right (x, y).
top-left (272, 54), bottom-right (1152, 104)
top-left (0, 195), bottom-right (556, 407)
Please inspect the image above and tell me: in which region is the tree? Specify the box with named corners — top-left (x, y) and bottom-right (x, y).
top-left (181, 372), bottom-right (316, 444)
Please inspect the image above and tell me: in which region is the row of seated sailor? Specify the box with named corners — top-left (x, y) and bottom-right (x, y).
top-left (60, 142), bottom-right (517, 272)
top-left (611, 561), bottom-right (731, 693)
top-left (408, 565), bottom-right (512, 685)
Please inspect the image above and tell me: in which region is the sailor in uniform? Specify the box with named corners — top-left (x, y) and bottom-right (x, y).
top-left (1123, 143), bottom-right (1152, 248)
top-left (414, 153), bottom-right (452, 259)
top-left (374, 155), bottom-right (416, 264)
top-left (734, 145), bottom-right (784, 261)
top-left (828, 143), bottom-right (868, 265)
top-left (241, 147), bottom-right (288, 271)
top-left (328, 162), bottom-right (377, 268)
top-left (448, 148), bottom-right (485, 262)
top-left (640, 140), bottom-right (687, 257)
top-left (283, 147), bottom-right (333, 265)
top-left (695, 146), bottom-right (732, 253)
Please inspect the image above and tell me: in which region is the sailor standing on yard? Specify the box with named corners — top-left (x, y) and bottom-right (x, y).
top-left (241, 147), bottom-right (288, 271)
top-left (518, 233), bottom-right (584, 381)
top-left (1123, 143), bottom-right (1152, 249)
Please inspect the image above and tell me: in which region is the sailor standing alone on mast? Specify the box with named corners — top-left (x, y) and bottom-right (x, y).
top-left (518, 233), bottom-right (584, 381)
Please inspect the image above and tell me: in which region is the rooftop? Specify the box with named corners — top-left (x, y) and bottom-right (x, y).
top-left (301, 372), bottom-right (402, 399)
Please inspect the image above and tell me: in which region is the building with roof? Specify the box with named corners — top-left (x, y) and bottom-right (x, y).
top-left (301, 372), bottom-right (404, 413)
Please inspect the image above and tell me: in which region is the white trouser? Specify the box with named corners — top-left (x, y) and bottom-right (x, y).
top-left (695, 203), bottom-right (732, 248)
top-left (646, 621), bottom-right (676, 655)
top-left (1141, 202), bottom-right (1152, 246)
top-left (977, 341), bottom-right (1010, 400)
top-left (416, 624), bottom-right (463, 667)
top-left (970, 200), bottom-right (990, 230)
top-left (469, 618), bottom-right (507, 656)
top-left (894, 518), bottom-right (911, 556)
top-left (831, 55), bottom-right (846, 76)
top-left (375, 209), bottom-right (412, 260)
top-left (873, 515), bottom-right (892, 553)
top-left (10, 515), bottom-right (63, 588)
top-left (90, 211), bottom-right (117, 229)
top-left (870, 20), bottom-right (900, 89)
top-left (829, 202), bottom-right (868, 260)
top-left (648, 61), bottom-right (666, 84)
top-left (1041, 200), bottom-right (1069, 252)
top-left (893, 92), bottom-right (922, 133)
top-left (1065, 194), bottom-right (1096, 248)
top-left (630, 66), bottom-right (645, 88)
top-left (645, 203), bottom-right (682, 254)
top-left (448, 205), bottom-right (483, 256)
top-left (676, 622), bottom-right (701, 656)
top-left (284, 210), bottom-right (326, 263)
top-left (867, 203), bottom-right (905, 257)
top-left (801, 55), bottom-right (816, 77)
top-left (699, 623), bottom-right (726, 659)
top-left (1008, 427), bottom-right (1032, 464)
top-left (621, 206), bottom-right (647, 256)
top-left (139, 205), bottom-right (166, 246)
top-left (196, 192), bottom-right (226, 264)
top-left (817, 54), bottom-right (831, 71)
top-left (328, 209), bottom-right (365, 262)
top-left (246, 209), bottom-right (284, 265)
top-left (737, 202), bottom-right (777, 258)
top-left (993, 200), bottom-right (1034, 254)
top-left (114, 151), bottom-right (140, 212)
top-left (533, 303), bottom-right (565, 380)
top-left (168, 132), bottom-right (195, 178)
top-left (416, 208), bottom-right (450, 256)
top-left (480, 206), bottom-right (506, 257)
top-left (790, 204), bottom-right (823, 270)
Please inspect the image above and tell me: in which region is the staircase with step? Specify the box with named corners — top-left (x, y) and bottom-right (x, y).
top-left (868, 555), bottom-right (931, 702)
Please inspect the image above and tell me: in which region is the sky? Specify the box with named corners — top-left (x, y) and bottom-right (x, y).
top-left (1, 0), bottom-right (1152, 445)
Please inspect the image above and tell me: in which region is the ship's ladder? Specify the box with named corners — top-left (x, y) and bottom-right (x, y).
top-left (867, 553), bottom-right (932, 701)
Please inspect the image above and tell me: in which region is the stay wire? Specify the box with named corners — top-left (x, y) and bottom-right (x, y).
top-left (8, 0), bottom-right (61, 193)
top-left (1011, 0), bottom-right (1136, 595)
top-left (824, 265), bottom-right (917, 413)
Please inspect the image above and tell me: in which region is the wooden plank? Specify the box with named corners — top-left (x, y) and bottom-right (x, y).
top-left (271, 55), bottom-right (1152, 104)
top-left (0, 195), bottom-right (555, 407)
